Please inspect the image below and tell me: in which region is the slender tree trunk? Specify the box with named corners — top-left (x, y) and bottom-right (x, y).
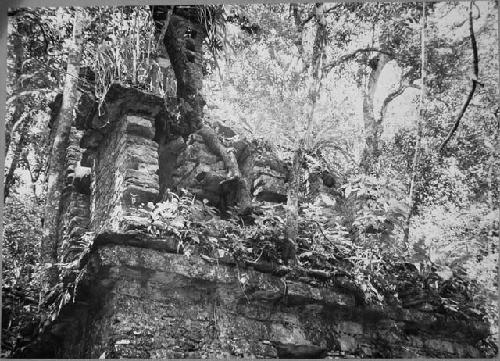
top-left (41, 11), bottom-right (83, 289)
top-left (23, 151), bottom-right (40, 203)
top-left (4, 119), bottom-right (30, 200)
top-left (133, 9), bottom-right (138, 85)
top-left (4, 29), bottom-right (26, 199)
top-left (5, 30), bottom-right (24, 153)
top-left (487, 112), bottom-right (499, 208)
top-left (284, 145), bottom-right (303, 265)
top-left (283, 4), bottom-right (326, 265)
top-left (290, 3), bottom-right (305, 56)
top-left (360, 54), bottom-right (389, 174)
top-left (403, 2), bottom-right (426, 245)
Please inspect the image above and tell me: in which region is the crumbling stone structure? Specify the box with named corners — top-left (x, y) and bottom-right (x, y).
top-left (23, 84), bottom-right (494, 359)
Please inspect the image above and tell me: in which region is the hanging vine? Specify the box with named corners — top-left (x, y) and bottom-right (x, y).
top-left (440, 0), bottom-right (481, 151)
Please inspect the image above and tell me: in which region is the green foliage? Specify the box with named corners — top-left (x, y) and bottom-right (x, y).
top-left (2, 196), bottom-right (44, 357)
top-left (144, 190), bottom-right (285, 264)
top-left (44, 231), bottom-right (95, 323)
top-left (82, 6), bottom-right (176, 104)
top-left (411, 203), bottom-right (498, 333)
top-left (342, 175), bottom-right (408, 238)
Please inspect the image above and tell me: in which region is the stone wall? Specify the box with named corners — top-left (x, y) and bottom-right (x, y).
top-left (119, 116), bottom-right (159, 230)
top-left (89, 115), bottom-right (126, 232)
top-left (48, 240), bottom-right (489, 359)
top-left (89, 114), bottom-right (159, 233)
top-left (58, 126), bottom-right (91, 263)
top-left (162, 128), bottom-right (289, 209)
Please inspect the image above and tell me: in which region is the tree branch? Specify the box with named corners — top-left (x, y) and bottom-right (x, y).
top-left (323, 48), bottom-right (394, 73)
top-left (156, 8), bottom-right (173, 52)
top-left (300, 4), bottom-right (341, 26)
top-left (313, 140), bottom-right (355, 163)
top-left (440, 1), bottom-right (480, 152)
top-left (379, 81), bottom-right (409, 122)
top-left (7, 88), bottom-right (53, 105)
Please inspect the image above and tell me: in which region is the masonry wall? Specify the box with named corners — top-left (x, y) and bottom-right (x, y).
top-left (52, 243), bottom-right (489, 359)
top-left (90, 114), bottom-right (159, 233)
top-left (58, 126), bottom-right (91, 263)
top-left (90, 116), bottom-right (126, 233)
top-left (119, 116), bottom-right (159, 230)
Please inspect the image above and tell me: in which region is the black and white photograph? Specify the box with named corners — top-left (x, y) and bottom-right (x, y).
top-left (2, 1), bottom-right (499, 358)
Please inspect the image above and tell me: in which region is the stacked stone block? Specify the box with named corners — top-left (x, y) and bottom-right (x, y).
top-left (90, 114), bottom-right (159, 233)
top-left (53, 244), bottom-right (489, 359)
top-left (165, 129), bottom-right (289, 209)
top-left (58, 126), bottom-right (91, 263)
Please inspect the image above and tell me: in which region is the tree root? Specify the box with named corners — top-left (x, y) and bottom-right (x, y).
top-left (198, 125), bottom-right (252, 209)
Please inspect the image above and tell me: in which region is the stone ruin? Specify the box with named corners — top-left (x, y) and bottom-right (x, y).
top-left (20, 82), bottom-right (495, 359)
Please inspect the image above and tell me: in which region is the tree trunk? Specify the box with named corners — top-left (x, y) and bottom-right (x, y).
top-left (487, 114), bottom-right (499, 208)
top-left (163, 11), bottom-right (205, 137)
top-left (198, 126), bottom-right (252, 210)
top-left (283, 4), bottom-right (326, 266)
top-left (4, 30), bottom-right (26, 199)
top-left (403, 2), bottom-right (426, 245)
top-left (284, 145), bottom-right (303, 265)
top-left (5, 29), bottom-right (25, 153)
top-left (290, 3), bottom-right (305, 56)
top-left (4, 119), bottom-right (30, 200)
top-left (41, 11), bottom-right (83, 289)
top-left (23, 150), bottom-right (40, 203)
top-left (360, 54), bottom-right (389, 174)
top-left (159, 7), bottom-right (252, 210)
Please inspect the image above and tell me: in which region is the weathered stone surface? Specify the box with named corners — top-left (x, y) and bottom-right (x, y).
top-left (338, 334), bottom-right (357, 352)
top-left (58, 126), bottom-right (92, 263)
top-left (80, 130), bottom-right (104, 149)
top-left (126, 115), bottom-right (156, 139)
top-left (80, 150), bottom-right (94, 167)
top-left (253, 174), bottom-right (287, 202)
top-left (36, 242), bottom-right (491, 359)
top-left (158, 137), bottom-right (186, 192)
top-left (68, 216), bottom-right (90, 230)
top-left (125, 137), bottom-right (159, 164)
top-left (122, 185), bottom-right (159, 207)
top-left (163, 124), bottom-right (288, 210)
top-left (338, 321), bottom-right (363, 335)
top-left (83, 111), bottom-right (159, 233)
top-left (273, 342), bottom-right (327, 358)
top-left (75, 84), bottom-right (163, 231)
top-left (75, 83), bottom-right (165, 134)
top-left (72, 165), bottom-right (91, 195)
top-left (124, 170), bottom-right (159, 192)
top-left (287, 281), bottom-right (355, 307)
